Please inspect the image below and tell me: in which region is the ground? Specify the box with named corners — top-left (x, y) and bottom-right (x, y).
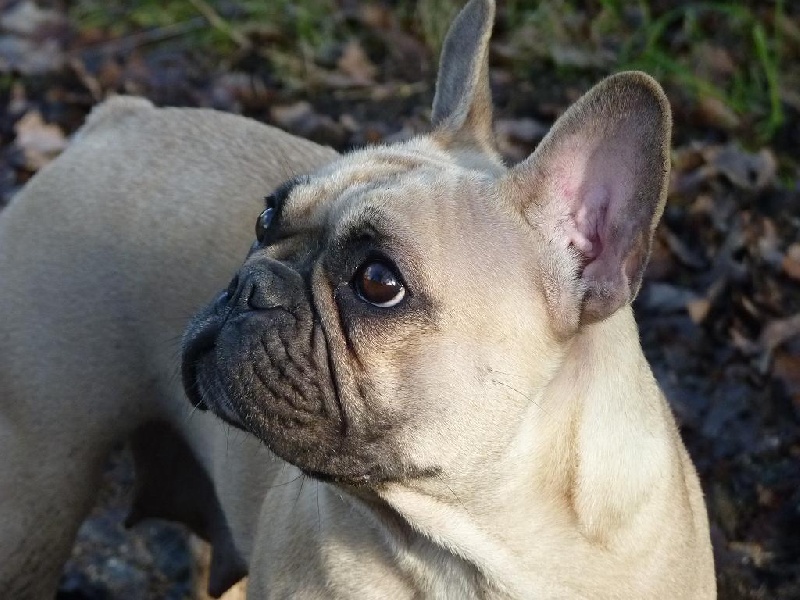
top-left (1, 1), bottom-right (799, 599)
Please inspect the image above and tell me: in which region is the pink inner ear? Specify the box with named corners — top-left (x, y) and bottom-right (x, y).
top-left (566, 188), bottom-right (609, 263)
top-left (553, 148), bottom-right (616, 266)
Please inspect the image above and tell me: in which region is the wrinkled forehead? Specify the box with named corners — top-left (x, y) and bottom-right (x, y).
top-left (268, 137), bottom-right (549, 336)
top-left (278, 137), bottom-right (498, 242)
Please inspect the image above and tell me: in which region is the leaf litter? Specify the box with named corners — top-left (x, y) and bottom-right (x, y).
top-left (1, 1), bottom-right (798, 598)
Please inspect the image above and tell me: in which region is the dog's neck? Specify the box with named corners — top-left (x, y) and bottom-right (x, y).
top-left (374, 307), bottom-right (681, 597)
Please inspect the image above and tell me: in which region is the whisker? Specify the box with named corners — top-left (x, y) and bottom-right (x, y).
top-left (184, 401), bottom-right (200, 423)
top-left (266, 473), bottom-right (303, 490)
top-left (486, 367), bottom-right (527, 380)
top-left (183, 377), bottom-right (209, 423)
top-left (316, 481), bottom-right (322, 533)
top-left (491, 379), bottom-right (548, 415)
top-left (167, 361), bottom-right (183, 388)
top-left (437, 474), bottom-right (472, 519)
top-left (292, 475), bottom-right (307, 511)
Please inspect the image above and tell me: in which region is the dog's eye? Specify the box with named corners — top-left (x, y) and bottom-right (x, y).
top-left (354, 260), bottom-right (406, 308)
top-left (255, 204), bottom-right (276, 243)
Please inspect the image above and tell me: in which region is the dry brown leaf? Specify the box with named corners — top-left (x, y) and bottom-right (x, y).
top-left (773, 351), bottom-right (800, 404)
top-left (1, 0), bottom-right (65, 35)
top-left (759, 313), bottom-right (800, 354)
top-left (688, 194), bottom-right (715, 216)
top-left (13, 110), bottom-right (67, 171)
top-left (687, 298), bottom-right (712, 324)
top-left (695, 43), bottom-right (737, 77)
top-left (337, 40), bottom-right (377, 85)
top-left (0, 0), bottom-right (67, 74)
top-left (728, 542), bottom-right (774, 569)
top-left (270, 101), bottom-right (313, 129)
top-left (696, 96), bottom-right (740, 130)
top-left (358, 4), bottom-right (393, 30)
top-left (704, 144), bottom-right (777, 190)
top-left (782, 243), bottom-right (800, 281)
top-left (494, 118), bottom-right (548, 163)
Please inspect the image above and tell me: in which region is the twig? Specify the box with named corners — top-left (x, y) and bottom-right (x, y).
top-left (188, 0), bottom-right (252, 52)
top-left (76, 18), bottom-right (207, 58)
top-left (68, 56), bottom-right (102, 102)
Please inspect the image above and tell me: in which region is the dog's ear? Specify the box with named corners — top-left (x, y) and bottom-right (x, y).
top-left (431, 0), bottom-right (496, 153)
top-left (503, 72), bottom-right (672, 332)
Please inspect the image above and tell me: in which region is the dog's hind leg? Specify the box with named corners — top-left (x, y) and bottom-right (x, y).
top-left (127, 420), bottom-right (248, 597)
top-left (0, 405), bottom-right (113, 598)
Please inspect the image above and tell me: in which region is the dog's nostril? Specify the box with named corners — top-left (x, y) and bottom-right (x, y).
top-left (215, 290), bottom-right (229, 307)
top-left (245, 282), bottom-right (265, 310)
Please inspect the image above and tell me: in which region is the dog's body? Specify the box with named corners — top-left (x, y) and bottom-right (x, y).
top-left (0, 98), bottom-right (337, 597)
top-left (0, 1), bottom-right (715, 598)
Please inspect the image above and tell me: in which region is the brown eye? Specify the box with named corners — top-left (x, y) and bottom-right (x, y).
top-left (354, 261), bottom-right (406, 308)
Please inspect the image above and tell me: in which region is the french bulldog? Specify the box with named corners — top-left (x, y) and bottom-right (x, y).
top-left (0, 0), bottom-right (715, 598)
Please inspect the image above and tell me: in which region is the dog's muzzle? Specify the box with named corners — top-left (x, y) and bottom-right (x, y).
top-left (181, 257), bottom-right (340, 435)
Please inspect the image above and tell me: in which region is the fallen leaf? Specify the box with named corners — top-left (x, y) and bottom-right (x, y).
top-left (782, 244), bottom-right (800, 281)
top-left (773, 351), bottom-right (800, 405)
top-left (638, 282), bottom-right (700, 313)
top-left (494, 117), bottom-right (548, 163)
top-left (687, 298), bottom-right (712, 324)
top-left (756, 218), bottom-right (782, 267)
top-left (695, 43), bottom-right (737, 77)
top-left (358, 4), bottom-right (393, 30)
top-left (271, 101), bottom-right (314, 129)
top-left (270, 101), bottom-right (345, 147)
top-left (1, 0), bottom-right (65, 36)
top-left (704, 144), bottom-right (777, 190)
top-left (661, 226), bottom-right (708, 269)
top-left (549, 44), bottom-right (615, 68)
top-left (759, 314), bottom-right (800, 354)
top-left (696, 96), bottom-right (740, 130)
top-left (337, 40), bottom-right (377, 85)
top-left (728, 542), bottom-right (774, 569)
top-left (0, 0), bottom-right (67, 74)
top-left (0, 36), bottom-right (64, 74)
top-left (13, 110), bottom-right (67, 171)
top-left (494, 117), bottom-right (548, 144)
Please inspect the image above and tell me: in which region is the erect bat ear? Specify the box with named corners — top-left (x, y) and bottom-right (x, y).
top-left (502, 72), bottom-right (672, 333)
top-left (430, 0), bottom-right (496, 156)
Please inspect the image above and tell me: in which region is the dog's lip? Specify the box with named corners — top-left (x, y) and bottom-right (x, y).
top-left (181, 322), bottom-right (222, 411)
top-left (298, 463), bottom-right (443, 487)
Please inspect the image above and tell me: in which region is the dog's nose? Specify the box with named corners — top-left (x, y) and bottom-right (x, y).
top-left (224, 259), bottom-right (305, 312)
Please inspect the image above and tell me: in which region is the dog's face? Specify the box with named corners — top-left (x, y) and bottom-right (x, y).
top-left (182, 139), bottom-right (559, 484)
top-left (182, 0), bottom-right (671, 487)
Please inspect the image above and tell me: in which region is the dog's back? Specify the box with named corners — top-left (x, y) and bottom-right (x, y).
top-left (0, 97), bottom-right (336, 597)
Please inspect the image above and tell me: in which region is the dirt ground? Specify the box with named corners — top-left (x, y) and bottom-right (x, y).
top-left (1, 1), bottom-right (799, 599)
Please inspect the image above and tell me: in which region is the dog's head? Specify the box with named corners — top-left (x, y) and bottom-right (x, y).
top-left (182, 0), bottom-right (671, 487)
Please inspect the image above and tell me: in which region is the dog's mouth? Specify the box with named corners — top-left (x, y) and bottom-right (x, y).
top-left (181, 301), bottom-right (352, 469)
top-left (180, 258), bottom-right (435, 487)
top-left (184, 346), bottom-right (247, 429)
top-left (181, 309), bottom-right (428, 486)
top-left (181, 321), bottom-right (217, 412)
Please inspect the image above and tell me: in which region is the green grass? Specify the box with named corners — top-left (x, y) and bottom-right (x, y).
top-left (69, 0), bottom-right (337, 53)
top-left (68, 0), bottom-right (789, 141)
top-left (621, 1), bottom-right (784, 141)
top-left (414, 0), bottom-right (462, 58)
top-left (503, 0), bottom-right (786, 142)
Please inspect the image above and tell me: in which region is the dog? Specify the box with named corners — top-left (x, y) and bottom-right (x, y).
top-left (0, 0), bottom-right (715, 597)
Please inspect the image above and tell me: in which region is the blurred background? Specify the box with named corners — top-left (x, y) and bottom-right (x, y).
top-left (1, 1), bottom-right (798, 598)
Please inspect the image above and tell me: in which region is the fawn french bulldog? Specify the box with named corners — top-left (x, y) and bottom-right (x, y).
top-left (0, 0), bottom-right (715, 597)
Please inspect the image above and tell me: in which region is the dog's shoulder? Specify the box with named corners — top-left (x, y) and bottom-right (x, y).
top-left (74, 95), bottom-right (338, 174)
top-left (80, 95), bottom-right (156, 137)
